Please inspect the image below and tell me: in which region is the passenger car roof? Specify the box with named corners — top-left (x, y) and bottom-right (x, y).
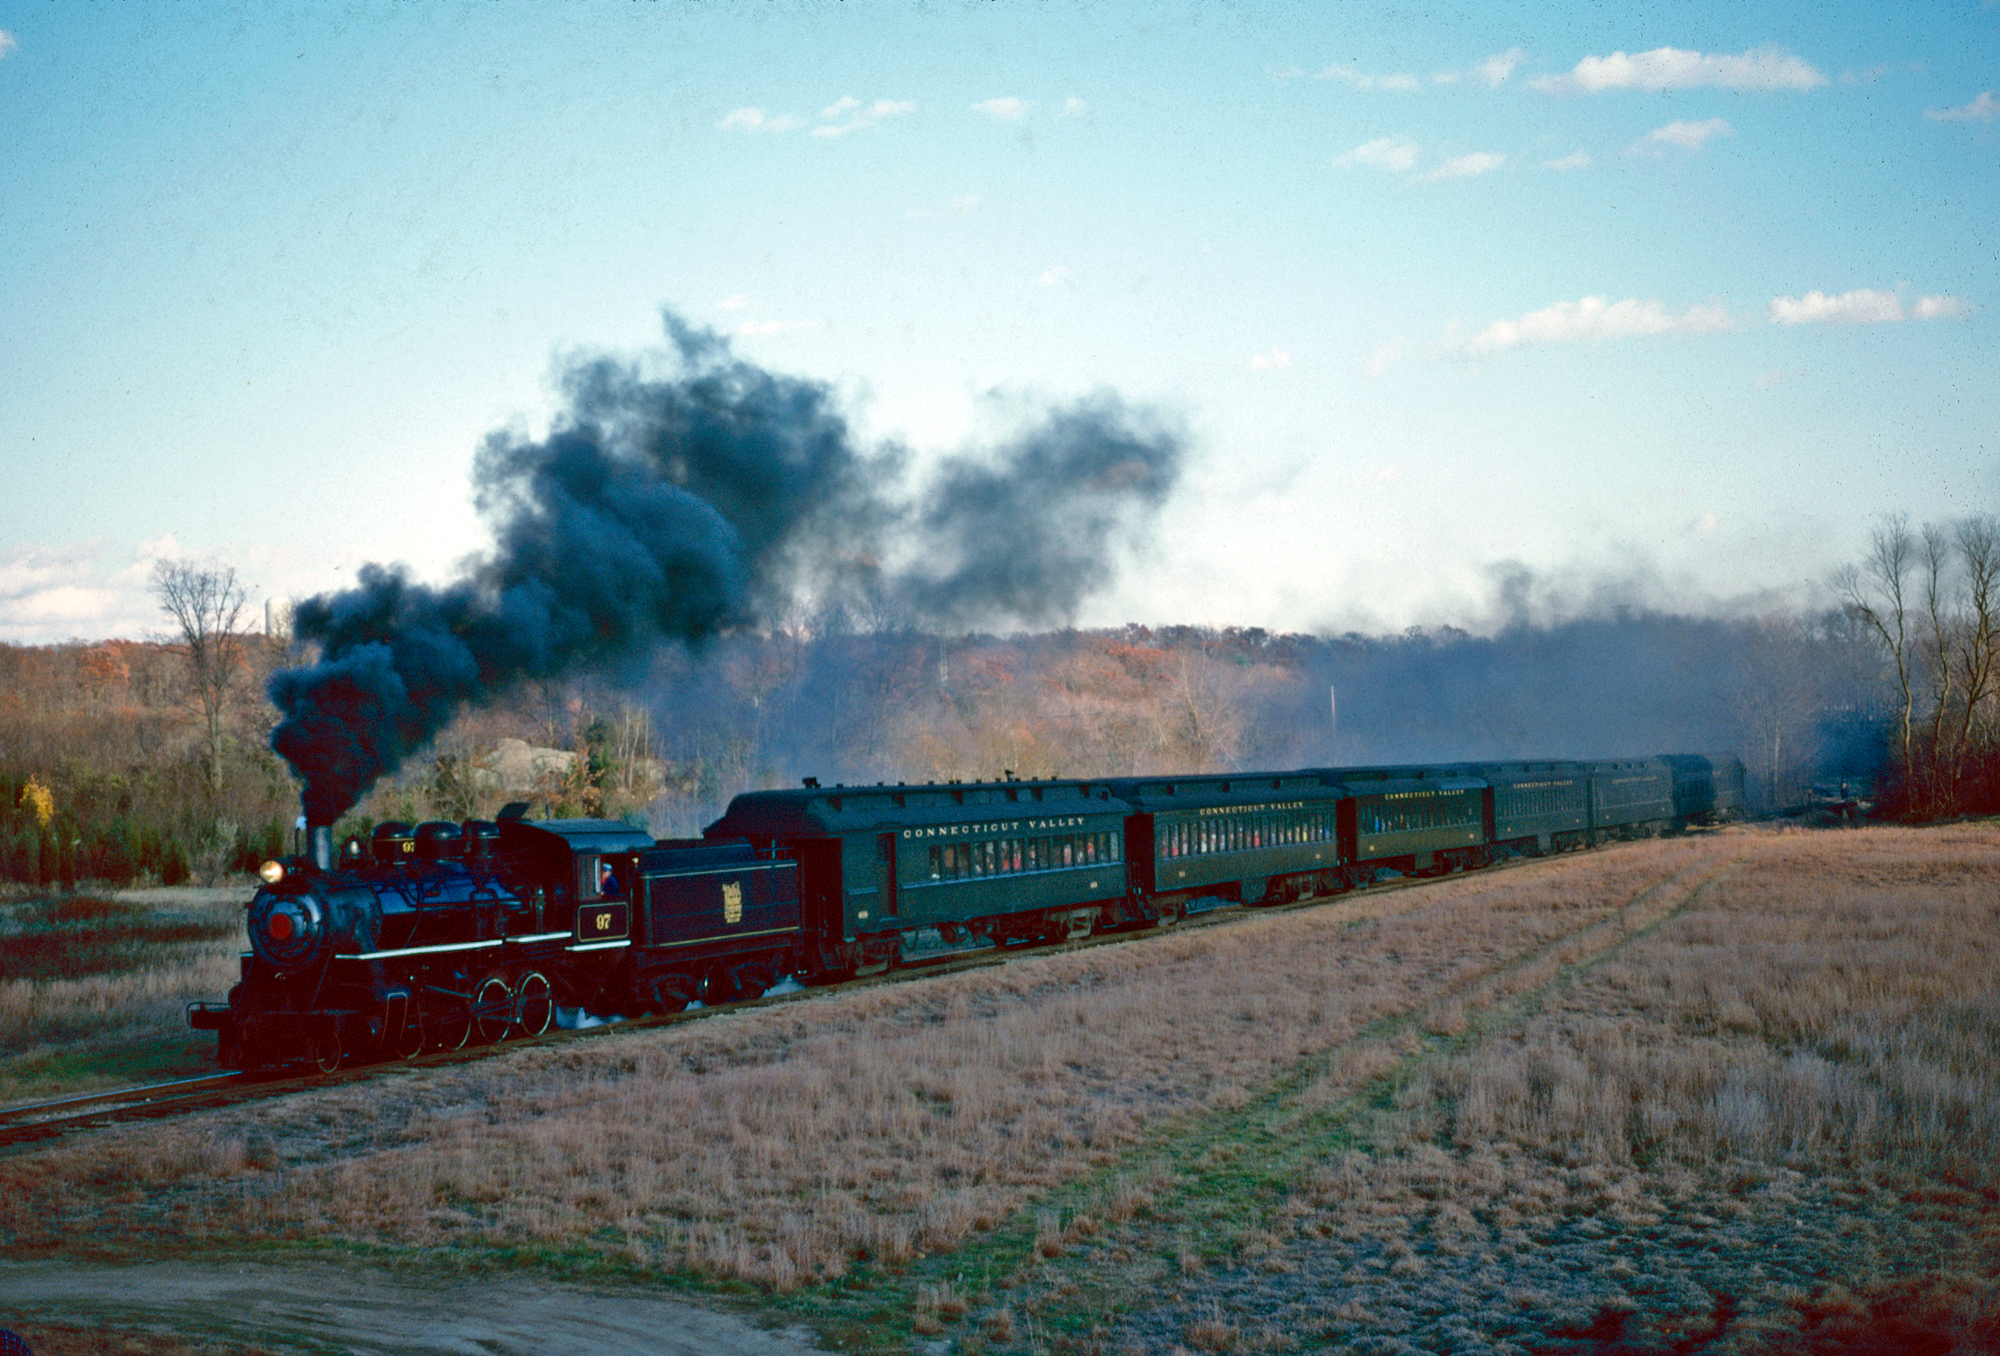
top-left (708, 781), bottom-right (1129, 837)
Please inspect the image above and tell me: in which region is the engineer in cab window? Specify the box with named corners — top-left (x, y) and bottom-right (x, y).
top-left (597, 859), bottom-right (623, 897)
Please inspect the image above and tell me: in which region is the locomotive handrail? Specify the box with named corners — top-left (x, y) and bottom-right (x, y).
top-left (336, 937), bottom-right (505, 961)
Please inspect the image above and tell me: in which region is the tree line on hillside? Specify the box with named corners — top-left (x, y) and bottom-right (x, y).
top-left (2, 521), bottom-right (1992, 886)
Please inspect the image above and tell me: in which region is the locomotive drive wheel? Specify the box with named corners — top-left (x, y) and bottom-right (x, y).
top-left (472, 973), bottom-right (514, 1044)
top-left (424, 987), bottom-right (472, 1052)
top-left (391, 1011), bottom-right (424, 1061)
top-left (514, 971), bottom-right (554, 1036)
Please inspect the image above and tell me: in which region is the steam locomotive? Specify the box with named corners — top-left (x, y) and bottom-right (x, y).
top-left (189, 753), bottom-right (1744, 1071)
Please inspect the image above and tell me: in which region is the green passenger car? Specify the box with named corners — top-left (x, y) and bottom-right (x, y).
top-left (1316, 767), bottom-right (1486, 876)
top-left (706, 779), bottom-right (1133, 975)
top-left (1585, 758), bottom-right (1677, 840)
top-left (1464, 761), bottom-right (1592, 854)
top-left (1100, 772), bottom-right (1346, 909)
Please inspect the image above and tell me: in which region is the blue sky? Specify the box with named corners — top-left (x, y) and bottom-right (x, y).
top-left (2, 1), bottom-right (1994, 644)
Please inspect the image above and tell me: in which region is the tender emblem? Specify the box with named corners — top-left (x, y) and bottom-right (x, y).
top-left (722, 880), bottom-right (743, 925)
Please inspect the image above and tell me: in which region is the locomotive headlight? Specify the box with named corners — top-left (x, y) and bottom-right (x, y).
top-left (259, 860), bottom-right (286, 884)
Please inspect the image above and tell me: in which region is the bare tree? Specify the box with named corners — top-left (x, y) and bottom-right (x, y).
top-left (1836, 515), bottom-right (2000, 817)
top-left (1950, 516), bottom-right (1999, 767)
top-left (152, 558), bottom-right (249, 804)
top-left (1156, 649), bottom-right (1244, 773)
top-left (1834, 516), bottom-right (1916, 797)
top-left (1728, 613), bottom-right (1823, 810)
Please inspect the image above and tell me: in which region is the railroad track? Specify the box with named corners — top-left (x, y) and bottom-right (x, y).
top-left (0, 1073), bottom-right (267, 1148)
top-left (0, 836), bottom-right (1729, 1154)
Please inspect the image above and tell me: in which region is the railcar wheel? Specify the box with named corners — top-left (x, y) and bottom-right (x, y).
top-left (730, 960), bottom-right (776, 998)
top-left (642, 971), bottom-right (694, 1014)
top-left (309, 1019), bottom-right (342, 1074)
top-left (515, 971), bottom-right (554, 1036)
top-left (472, 974), bottom-right (514, 1044)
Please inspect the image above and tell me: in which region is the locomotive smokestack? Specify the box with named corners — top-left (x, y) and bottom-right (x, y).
top-left (309, 823), bottom-right (334, 873)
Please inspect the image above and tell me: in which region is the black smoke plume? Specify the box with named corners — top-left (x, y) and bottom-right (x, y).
top-left (269, 312), bottom-right (1184, 822)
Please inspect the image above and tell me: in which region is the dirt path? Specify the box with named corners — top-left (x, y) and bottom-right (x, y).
top-left (0, 1259), bottom-right (828, 1356)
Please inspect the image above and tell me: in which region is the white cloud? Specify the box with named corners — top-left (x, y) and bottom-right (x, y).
top-left (1928, 91), bottom-right (1998, 122)
top-left (1422, 152), bottom-right (1506, 181)
top-left (0, 30), bottom-right (16, 59)
top-left (1249, 347), bottom-right (1294, 371)
top-left (1689, 512), bottom-right (1721, 536)
top-left (0, 540), bottom-right (178, 644)
top-left (1336, 136), bottom-right (1420, 172)
top-left (1360, 466), bottom-right (1402, 484)
top-left (1462, 295), bottom-right (1736, 356)
top-left (973, 96), bottom-right (1031, 122)
top-left (717, 293), bottom-right (754, 313)
top-left (720, 107), bottom-right (801, 133)
top-left (1533, 46), bottom-right (1826, 94)
top-left (1768, 289), bottom-right (1903, 325)
top-left (1477, 47), bottom-right (1527, 86)
top-left (1767, 289), bottom-right (1971, 324)
top-left (1631, 117), bottom-right (1733, 154)
top-left (810, 97), bottom-right (916, 138)
top-left (1062, 96), bottom-right (1090, 118)
top-left (1038, 265), bottom-right (1072, 288)
top-left (1542, 149), bottom-right (1592, 170)
top-left (1316, 64), bottom-right (1420, 92)
top-left (1913, 294), bottom-right (1970, 319)
top-left (1362, 337), bottom-right (1409, 377)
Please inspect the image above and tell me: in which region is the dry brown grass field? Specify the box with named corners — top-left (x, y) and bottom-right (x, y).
top-left (3, 824), bottom-right (1996, 1354)
top-left (0, 889), bottom-right (246, 1105)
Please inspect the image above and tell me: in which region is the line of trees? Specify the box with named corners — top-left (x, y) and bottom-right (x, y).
top-left (1837, 515), bottom-right (2000, 817)
top-left (0, 561), bottom-right (297, 887)
top-left (6, 522), bottom-right (1990, 889)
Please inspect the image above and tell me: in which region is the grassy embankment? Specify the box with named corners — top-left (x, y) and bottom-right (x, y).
top-left (2, 826), bottom-right (1996, 1353)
